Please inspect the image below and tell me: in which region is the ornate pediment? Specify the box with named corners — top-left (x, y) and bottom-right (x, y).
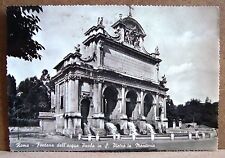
top-left (112, 16), bottom-right (146, 37)
top-left (109, 16), bottom-right (148, 52)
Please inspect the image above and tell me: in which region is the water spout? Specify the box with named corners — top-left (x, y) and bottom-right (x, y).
top-left (83, 123), bottom-right (91, 135)
top-left (146, 123), bottom-right (155, 134)
top-left (105, 122), bottom-right (118, 135)
top-left (127, 122), bottom-right (138, 135)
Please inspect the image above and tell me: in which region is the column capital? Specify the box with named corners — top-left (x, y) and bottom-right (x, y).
top-left (122, 84), bottom-right (127, 88)
top-left (64, 74), bottom-right (69, 82)
top-left (68, 74), bottom-right (81, 81)
top-left (94, 79), bottom-right (104, 84)
top-left (64, 112), bottom-right (82, 118)
top-left (161, 95), bottom-right (168, 99)
top-left (81, 92), bottom-right (92, 100)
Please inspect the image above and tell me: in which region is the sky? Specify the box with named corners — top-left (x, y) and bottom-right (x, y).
top-left (7, 6), bottom-right (219, 105)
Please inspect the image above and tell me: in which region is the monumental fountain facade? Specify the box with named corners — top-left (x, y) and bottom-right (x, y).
top-left (48, 14), bottom-right (169, 136)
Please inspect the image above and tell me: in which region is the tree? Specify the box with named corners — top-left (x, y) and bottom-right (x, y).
top-left (7, 74), bottom-right (17, 124)
top-left (203, 100), bottom-right (218, 128)
top-left (7, 6), bottom-right (45, 61)
top-left (166, 97), bottom-right (177, 127)
top-left (183, 99), bottom-right (203, 124)
top-left (17, 76), bottom-right (51, 117)
top-left (166, 97), bottom-right (218, 128)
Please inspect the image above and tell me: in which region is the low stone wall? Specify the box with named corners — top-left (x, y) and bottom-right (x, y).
top-left (39, 112), bottom-right (56, 134)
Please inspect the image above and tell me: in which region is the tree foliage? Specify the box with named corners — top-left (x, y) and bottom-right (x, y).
top-left (7, 6), bottom-right (45, 61)
top-left (7, 75), bottom-right (17, 123)
top-left (7, 70), bottom-right (53, 126)
top-left (166, 98), bottom-right (218, 128)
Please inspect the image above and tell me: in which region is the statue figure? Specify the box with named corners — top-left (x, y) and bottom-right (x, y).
top-left (97, 17), bottom-right (103, 25)
top-left (159, 74), bottom-right (167, 87)
top-left (124, 29), bottom-right (141, 47)
top-left (129, 30), bottom-right (135, 45)
top-left (134, 37), bottom-right (140, 48)
top-left (114, 28), bottom-right (121, 38)
top-left (40, 69), bottom-right (50, 84)
top-left (74, 44), bottom-right (80, 53)
top-left (40, 69), bottom-right (53, 93)
top-left (150, 46), bottom-right (160, 57)
top-left (155, 46), bottom-right (160, 56)
top-left (100, 17), bottom-right (103, 25)
top-left (124, 30), bottom-right (130, 44)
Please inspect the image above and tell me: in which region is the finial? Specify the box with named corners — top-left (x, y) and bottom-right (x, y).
top-left (97, 17), bottom-right (103, 25)
top-left (74, 44), bottom-right (80, 53)
top-left (128, 5), bottom-right (134, 17)
top-left (150, 46), bottom-right (160, 57)
top-left (119, 13), bottom-right (123, 19)
top-left (97, 17), bottom-right (100, 25)
top-left (159, 74), bottom-right (167, 88)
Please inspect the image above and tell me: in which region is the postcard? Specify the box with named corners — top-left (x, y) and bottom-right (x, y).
top-left (7, 5), bottom-right (219, 151)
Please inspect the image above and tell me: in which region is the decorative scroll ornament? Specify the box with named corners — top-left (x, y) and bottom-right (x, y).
top-left (80, 51), bottom-right (97, 62)
top-left (107, 26), bottom-right (142, 49)
top-left (72, 43), bottom-right (97, 63)
top-left (114, 28), bottom-right (122, 41)
top-left (150, 46), bottom-right (160, 57)
top-left (105, 29), bottom-right (121, 42)
top-left (68, 74), bottom-right (76, 80)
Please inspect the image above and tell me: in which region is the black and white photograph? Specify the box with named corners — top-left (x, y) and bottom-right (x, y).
top-left (7, 5), bottom-right (219, 151)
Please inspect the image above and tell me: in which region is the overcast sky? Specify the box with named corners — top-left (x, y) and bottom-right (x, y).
top-left (7, 6), bottom-right (219, 105)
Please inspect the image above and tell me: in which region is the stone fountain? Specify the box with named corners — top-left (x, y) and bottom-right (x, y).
top-left (105, 122), bottom-right (118, 135)
top-left (83, 123), bottom-right (91, 135)
top-left (127, 122), bottom-right (139, 135)
top-left (146, 123), bottom-right (155, 134)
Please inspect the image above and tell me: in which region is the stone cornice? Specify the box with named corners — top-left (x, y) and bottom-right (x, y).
top-left (84, 25), bottom-right (105, 36)
top-left (52, 63), bottom-right (168, 95)
top-left (82, 33), bottom-right (161, 65)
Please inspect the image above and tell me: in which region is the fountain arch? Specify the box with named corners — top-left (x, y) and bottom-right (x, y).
top-left (80, 98), bottom-right (90, 130)
top-left (126, 90), bottom-right (138, 120)
top-left (103, 85), bottom-right (118, 121)
top-left (143, 93), bottom-right (154, 117)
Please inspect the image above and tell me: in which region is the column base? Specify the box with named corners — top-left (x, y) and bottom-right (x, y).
top-left (64, 112), bottom-right (82, 137)
top-left (155, 119), bottom-right (167, 134)
top-left (74, 127), bottom-right (83, 136)
top-left (119, 114), bottom-right (129, 135)
top-left (91, 113), bottom-right (106, 136)
top-left (63, 128), bottom-right (82, 137)
top-left (162, 118), bottom-right (168, 129)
